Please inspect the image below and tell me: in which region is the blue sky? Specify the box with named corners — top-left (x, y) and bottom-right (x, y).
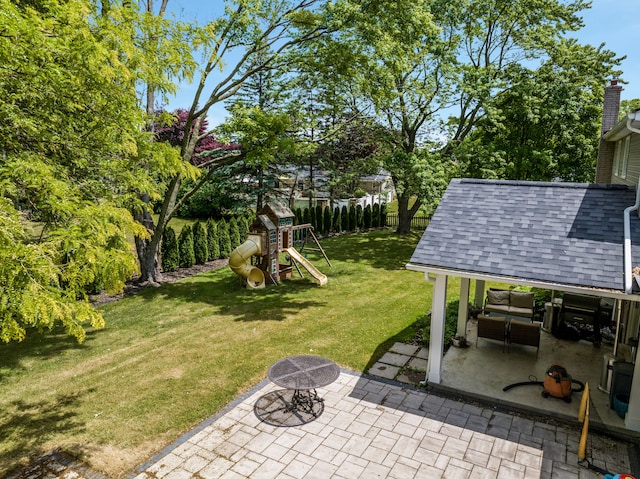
top-left (164, 0), bottom-right (640, 126)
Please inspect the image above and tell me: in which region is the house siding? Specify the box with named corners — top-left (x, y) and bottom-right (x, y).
top-left (612, 134), bottom-right (640, 186)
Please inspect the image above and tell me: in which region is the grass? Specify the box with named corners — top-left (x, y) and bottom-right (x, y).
top-left (0, 229), bottom-right (479, 476)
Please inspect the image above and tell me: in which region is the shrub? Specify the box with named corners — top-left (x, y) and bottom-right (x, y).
top-left (372, 203), bottom-right (380, 228)
top-left (380, 202), bottom-right (388, 227)
top-left (348, 205), bottom-right (356, 231)
top-left (161, 226), bottom-right (179, 272)
top-left (229, 217), bottom-right (241, 249)
top-left (356, 204), bottom-right (363, 229)
top-left (218, 219), bottom-right (232, 258)
top-left (192, 221), bottom-right (208, 265)
top-left (206, 219), bottom-right (220, 260)
top-left (315, 205), bottom-right (324, 234)
top-left (178, 225), bottom-right (195, 268)
top-left (341, 205), bottom-right (348, 231)
top-left (364, 204), bottom-right (372, 229)
top-left (323, 207), bottom-right (332, 235)
top-left (295, 207), bottom-right (303, 225)
top-left (303, 207), bottom-right (311, 226)
top-left (333, 207), bottom-right (341, 232)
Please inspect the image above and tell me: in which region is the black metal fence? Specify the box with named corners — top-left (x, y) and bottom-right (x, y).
top-left (385, 214), bottom-right (430, 229)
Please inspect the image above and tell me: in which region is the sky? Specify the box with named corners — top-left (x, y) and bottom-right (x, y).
top-left (163, 0), bottom-right (640, 127)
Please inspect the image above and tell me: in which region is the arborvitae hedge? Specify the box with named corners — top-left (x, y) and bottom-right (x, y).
top-left (341, 205), bottom-right (348, 231)
top-left (315, 205), bottom-right (323, 234)
top-left (206, 219), bottom-right (220, 260)
top-left (363, 204), bottom-right (372, 229)
top-left (295, 207), bottom-right (303, 225)
top-left (303, 207), bottom-right (311, 225)
top-left (229, 217), bottom-right (241, 249)
top-left (218, 219), bottom-right (232, 258)
top-left (323, 207), bottom-right (332, 235)
top-left (372, 203), bottom-right (380, 228)
top-left (161, 226), bottom-right (179, 272)
top-left (333, 207), bottom-right (341, 232)
top-left (348, 205), bottom-right (356, 231)
top-left (380, 202), bottom-right (388, 227)
top-left (178, 225), bottom-right (195, 268)
top-left (356, 204), bottom-right (364, 229)
top-left (192, 220), bottom-right (208, 265)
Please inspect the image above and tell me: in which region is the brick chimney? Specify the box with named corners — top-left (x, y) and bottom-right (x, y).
top-left (595, 79), bottom-right (623, 183)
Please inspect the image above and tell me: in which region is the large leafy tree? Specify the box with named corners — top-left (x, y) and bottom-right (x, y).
top-left (328, 0), bottom-right (621, 233)
top-left (0, 0), bottom-right (188, 342)
top-left (456, 41), bottom-right (620, 182)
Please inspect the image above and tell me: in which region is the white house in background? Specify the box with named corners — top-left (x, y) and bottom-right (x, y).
top-left (272, 165), bottom-right (395, 210)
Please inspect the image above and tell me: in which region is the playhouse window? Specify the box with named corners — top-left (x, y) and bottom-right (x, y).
top-left (269, 231), bottom-right (277, 244)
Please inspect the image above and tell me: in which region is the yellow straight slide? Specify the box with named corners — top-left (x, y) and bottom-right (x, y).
top-left (286, 247), bottom-right (327, 286)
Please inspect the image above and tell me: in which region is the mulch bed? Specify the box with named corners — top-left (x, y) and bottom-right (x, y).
top-left (89, 258), bottom-right (228, 306)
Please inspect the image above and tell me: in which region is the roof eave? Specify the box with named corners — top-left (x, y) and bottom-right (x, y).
top-left (405, 262), bottom-right (640, 302)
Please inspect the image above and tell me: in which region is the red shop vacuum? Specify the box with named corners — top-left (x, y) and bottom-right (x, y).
top-left (503, 364), bottom-right (584, 403)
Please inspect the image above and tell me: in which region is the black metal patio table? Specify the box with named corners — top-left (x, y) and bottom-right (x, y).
top-left (267, 355), bottom-right (340, 417)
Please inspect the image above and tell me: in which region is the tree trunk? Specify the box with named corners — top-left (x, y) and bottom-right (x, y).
top-left (134, 200), bottom-right (163, 284)
top-left (396, 193), bottom-right (422, 234)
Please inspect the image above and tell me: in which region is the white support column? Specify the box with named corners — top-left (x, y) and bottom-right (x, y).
top-left (458, 277), bottom-right (470, 338)
top-left (474, 280), bottom-right (486, 308)
top-left (426, 273), bottom-right (448, 384)
top-left (624, 347), bottom-right (640, 431)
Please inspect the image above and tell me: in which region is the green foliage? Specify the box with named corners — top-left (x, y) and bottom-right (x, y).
top-left (363, 204), bottom-right (372, 229)
top-left (348, 205), bottom-right (357, 231)
top-left (341, 205), bottom-right (348, 231)
top-left (380, 203), bottom-right (388, 227)
top-left (178, 225), bottom-right (195, 268)
top-left (323, 207), bottom-right (332, 235)
top-left (295, 207), bottom-right (303, 225)
top-left (620, 99), bottom-right (640, 120)
top-left (206, 219), bottom-right (220, 261)
top-left (192, 221), bottom-right (208, 265)
top-left (333, 207), bottom-right (341, 233)
top-left (372, 203), bottom-right (380, 228)
top-left (315, 205), bottom-right (324, 234)
top-left (303, 207), bottom-right (311, 226)
top-left (229, 217), bottom-right (242, 249)
top-left (161, 226), bottom-right (180, 272)
top-left (356, 204), bottom-right (364, 229)
top-left (218, 220), bottom-right (232, 259)
top-left (420, 300), bottom-right (463, 348)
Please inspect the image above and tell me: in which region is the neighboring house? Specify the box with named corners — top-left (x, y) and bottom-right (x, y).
top-left (273, 165), bottom-right (394, 210)
top-left (407, 80), bottom-right (640, 433)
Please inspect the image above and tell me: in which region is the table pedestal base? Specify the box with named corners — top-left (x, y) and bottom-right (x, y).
top-left (254, 389), bottom-right (325, 427)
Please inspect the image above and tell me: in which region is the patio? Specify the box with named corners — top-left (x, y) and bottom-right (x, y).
top-left (436, 318), bottom-right (632, 437)
top-left (130, 365), bottom-right (634, 479)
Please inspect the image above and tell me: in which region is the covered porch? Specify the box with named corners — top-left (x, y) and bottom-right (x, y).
top-left (406, 179), bottom-right (640, 434)
top-left (438, 301), bottom-right (631, 436)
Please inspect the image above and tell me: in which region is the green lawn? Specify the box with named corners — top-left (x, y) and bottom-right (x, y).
top-left (0, 229), bottom-right (467, 476)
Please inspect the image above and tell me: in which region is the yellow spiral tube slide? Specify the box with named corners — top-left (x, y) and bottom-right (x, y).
top-left (229, 235), bottom-right (266, 289)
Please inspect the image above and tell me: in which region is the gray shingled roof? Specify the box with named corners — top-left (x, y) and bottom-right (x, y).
top-left (408, 179), bottom-right (640, 292)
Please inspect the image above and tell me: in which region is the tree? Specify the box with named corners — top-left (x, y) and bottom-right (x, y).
top-left (341, 205), bottom-right (348, 231)
top-left (161, 226), bottom-right (180, 272)
top-left (329, 0), bottom-right (621, 233)
top-left (323, 207), bottom-right (332, 236)
top-left (178, 225), bottom-right (195, 268)
top-left (333, 206), bottom-right (341, 233)
top-left (348, 205), bottom-right (356, 231)
top-left (456, 41), bottom-right (622, 183)
top-left (136, 0), bottom-right (330, 283)
top-left (218, 220), bottom-right (232, 259)
top-left (363, 205), bottom-right (372, 229)
top-left (229, 217), bottom-right (242, 250)
top-left (192, 221), bottom-right (208, 265)
top-left (0, 0), bottom-right (173, 342)
top-left (206, 219), bottom-right (220, 260)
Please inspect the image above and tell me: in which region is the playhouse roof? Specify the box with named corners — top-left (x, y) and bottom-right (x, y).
top-left (263, 202), bottom-right (295, 219)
